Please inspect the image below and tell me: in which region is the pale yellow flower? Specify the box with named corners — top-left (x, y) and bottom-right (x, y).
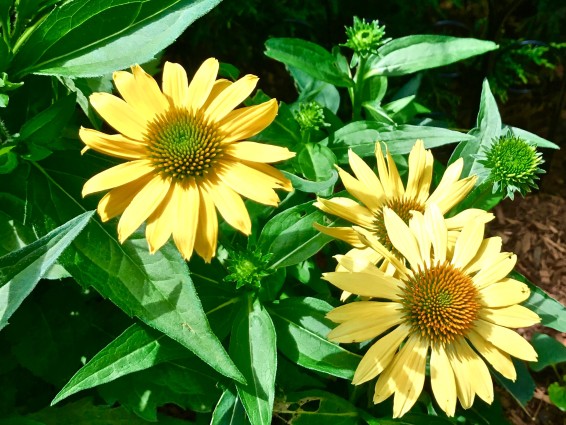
top-left (81, 59), bottom-right (294, 261)
top-left (315, 140), bottom-right (491, 265)
top-left (324, 205), bottom-right (539, 418)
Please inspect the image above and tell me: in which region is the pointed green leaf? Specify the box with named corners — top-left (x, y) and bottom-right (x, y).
top-left (281, 170), bottom-right (339, 194)
top-left (230, 297), bottom-right (277, 425)
top-left (11, 0), bottom-right (222, 77)
top-left (265, 38), bottom-right (353, 87)
top-left (0, 210), bottom-right (93, 330)
top-left (321, 121), bottom-right (474, 163)
top-left (367, 36), bottom-right (498, 77)
top-left (530, 333), bottom-right (566, 372)
top-left (269, 297), bottom-right (360, 379)
top-left (507, 126), bottom-right (560, 149)
top-left (257, 201), bottom-right (335, 269)
top-left (0, 159), bottom-right (243, 383)
top-left (211, 386), bottom-right (250, 425)
top-left (52, 323), bottom-right (189, 404)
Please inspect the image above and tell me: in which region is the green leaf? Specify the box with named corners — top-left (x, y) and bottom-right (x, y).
top-left (52, 322), bottom-right (190, 405)
top-left (367, 36), bottom-right (498, 77)
top-left (289, 66), bottom-right (340, 114)
top-left (493, 358), bottom-right (535, 407)
top-left (297, 143), bottom-right (337, 183)
top-left (1, 159), bottom-right (243, 383)
top-left (0, 37), bottom-right (9, 73)
top-left (512, 271), bottom-right (566, 332)
top-left (11, 0), bottom-right (222, 77)
top-left (321, 121), bottom-right (474, 163)
top-left (529, 333), bottom-right (566, 372)
top-left (252, 101), bottom-right (301, 149)
top-left (273, 390), bottom-right (359, 425)
top-left (265, 38), bottom-right (353, 88)
top-left (548, 382), bottom-right (566, 411)
top-left (269, 297), bottom-right (360, 379)
top-left (19, 93), bottom-right (76, 148)
top-left (98, 356), bottom-right (222, 420)
top-left (257, 201), bottom-right (335, 269)
top-left (449, 79), bottom-right (501, 180)
top-left (281, 170), bottom-right (338, 194)
top-left (211, 386), bottom-right (250, 425)
top-left (0, 210), bottom-right (93, 330)
top-left (29, 397), bottom-right (185, 425)
top-left (230, 297), bottom-right (277, 425)
top-left (507, 126), bottom-right (560, 149)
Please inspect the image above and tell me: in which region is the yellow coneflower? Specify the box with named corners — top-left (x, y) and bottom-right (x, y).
top-left (324, 205), bottom-right (539, 417)
top-left (81, 59), bottom-right (294, 261)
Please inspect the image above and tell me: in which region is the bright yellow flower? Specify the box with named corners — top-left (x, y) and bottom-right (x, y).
top-left (81, 59), bottom-right (295, 262)
top-left (324, 205), bottom-right (539, 418)
top-left (315, 140), bottom-right (490, 265)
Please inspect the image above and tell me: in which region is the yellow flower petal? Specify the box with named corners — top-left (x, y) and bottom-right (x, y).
top-left (327, 301), bottom-right (400, 323)
top-left (113, 65), bottom-right (169, 120)
top-left (205, 74), bottom-right (258, 122)
top-left (313, 224), bottom-right (365, 248)
top-left (322, 271), bottom-right (402, 300)
top-left (384, 207), bottom-right (423, 270)
top-left (216, 161), bottom-right (281, 206)
top-left (432, 176), bottom-right (477, 213)
top-left (473, 253), bottom-right (517, 290)
top-left (405, 140), bottom-right (433, 203)
top-left (327, 306), bottom-right (403, 343)
top-left (408, 211), bottom-right (432, 267)
top-left (453, 338), bottom-right (494, 405)
top-left (479, 278), bottom-right (530, 307)
top-left (162, 61), bottom-right (189, 108)
top-left (202, 176), bottom-right (251, 235)
top-left (193, 185), bottom-right (217, 262)
top-left (224, 141), bottom-right (294, 163)
top-left (82, 159), bottom-right (154, 196)
top-left (186, 57), bottom-right (219, 113)
top-left (424, 204), bottom-right (447, 265)
top-left (337, 166), bottom-right (383, 213)
top-left (90, 92), bottom-right (148, 140)
top-left (79, 128), bottom-right (147, 160)
top-left (97, 174), bottom-right (153, 221)
top-left (463, 237), bottom-right (503, 274)
top-left (117, 175), bottom-right (171, 242)
top-left (392, 336), bottom-right (428, 418)
top-left (430, 344), bottom-right (457, 417)
top-left (353, 226), bottom-right (409, 277)
top-left (315, 197), bottom-right (375, 228)
top-left (241, 160), bottom-right (293, 191)
top-left (171, 179), bottom-right (199, 260)
top-left (467, 330), bottom-right (516, 381)
top-left (474, 320), bottom-right (538, 361)
top-left (348, 149), bottom-right (386, 204)
top-left (446, 343), bottom-right (475, 409)
top-left (479, 305), bottom-right (540, 328)
top-left (218, 99), bottom-right (278, 144)
top-left (202, 79), bottom-right (232, 110)
top-left (452, 218), bottom-right (485, 269)
top-left (352, 324), bottom-right (409, 385)
top-left (445, 208), bottom-right (494, 229)
top-left (145, 184), bottom-right (176, 254)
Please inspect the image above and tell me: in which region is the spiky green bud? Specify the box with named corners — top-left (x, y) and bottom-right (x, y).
top-left (224, 249), bottom-right (273, 289)
top-left (342, 16), bottom-right (390, 57)
top-left (294, 101), bottom-right (328, 133)
top-left (479, 133), bottom-right (544, 200)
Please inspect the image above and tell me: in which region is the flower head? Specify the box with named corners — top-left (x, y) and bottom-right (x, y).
top-left (478, 132), bottom-right (544, 200)
top-left (81, 59), bottom-right (295, 261)
top-left (324, 205), bottom-right (539, 417)
top-left (224, 248), bottom-right (273, 289)
top-left (342, 16), bottom-right (390, 57)
top-left (315, 140), bottom-right (491, 268)
top-left (294, 101), bottom-right (328, 133)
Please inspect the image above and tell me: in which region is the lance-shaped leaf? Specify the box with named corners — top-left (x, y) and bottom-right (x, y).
top-left (0, 210), bottom-right (93, 330)
top-left (265, 38), bottom-right (353, 87)
top-left (211, 386), bottom-right (250, 425)
top-left (269, 297), bottom-right (360, 379)
top-left (320, 121), bottom-right (474, 163)
top-left (230, 297), bottom-right (277, 425)
top-left (0, 158), bottom-right (243, 383)
top-left (366, 35), bottom-right (498, 77)
top-left (257, 201), bottom-right (336, 269)
top-left (11, 0), bottom-right (222, 77)
top-left (52, 322), bottom-right (189, 405)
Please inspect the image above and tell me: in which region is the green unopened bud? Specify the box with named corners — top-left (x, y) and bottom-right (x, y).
top-left (224, 249), bottom-right (273, 289)
top-left (342, 16), bottom-right (390, 57)
top-left (479, 133), bottom-right (544, 200)
top-left (294, 101), bottom-right (328, 133)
